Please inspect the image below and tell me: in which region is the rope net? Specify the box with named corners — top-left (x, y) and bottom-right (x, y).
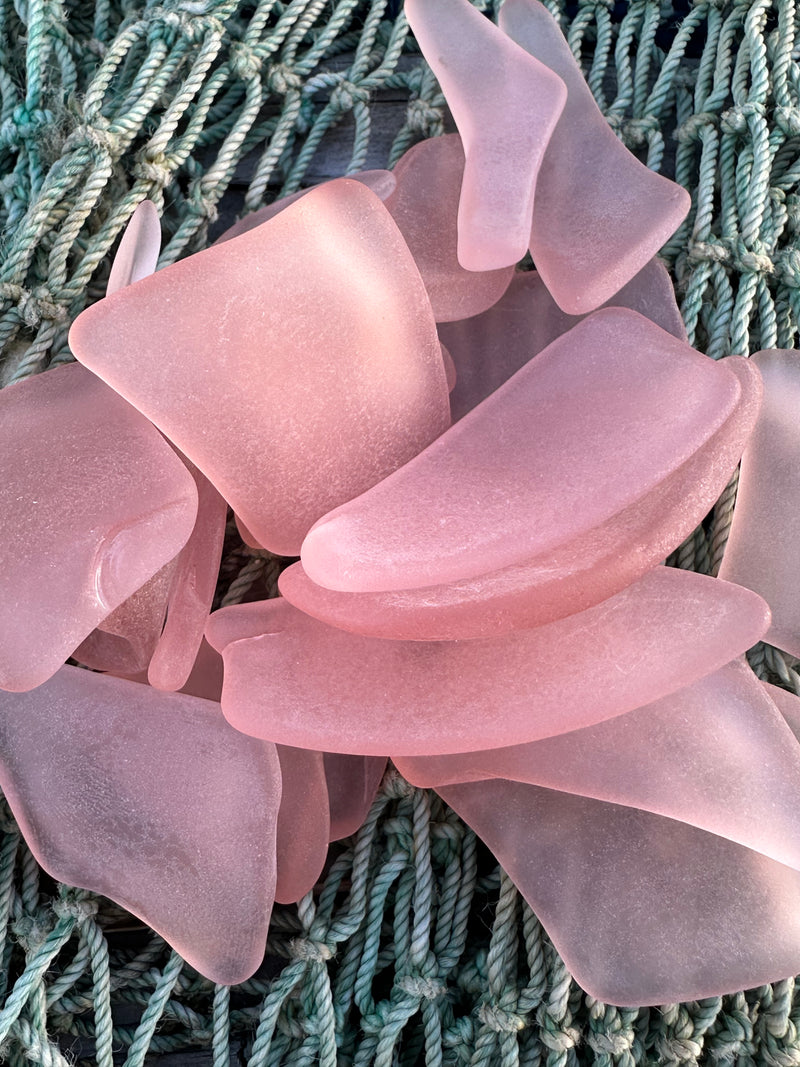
top-left (2, 0), bottom-right (800, 1061)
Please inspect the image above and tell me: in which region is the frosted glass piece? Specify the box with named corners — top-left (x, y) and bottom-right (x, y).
top-left (274, 746), bottom-right (330, 904)
top-left (214, 170), bottom-right (396, 245)
top-left (384, 135), bottom-right (514, 320)
top-left (106, 201), bottom-right (161, 295)
top-left (718, 349), bottom-right (800, 657)
top-left (439, 779), bottom-right (800, 1006)
top-left (212, 569), bottom-right (768, 754)
top-left (441, 261), bottom-right (686, 422)
top-left (148, 465), bottom-right (228, 691)
top-left (302, 309), bottom-right (744, 595)
top-left (0, 666), bottom-right (280, 985)
top-left (70, 179), bottom-right (450, 557)
top-left (397, 659), bottom-right (800, 871)
top-left (765, 682), bottom-right (800, 740)
top-left (283, 357), bottom-right (759, 638)
top-left (0, 363), bottom-right (198, 692)
top-left (405, 0), bottom-right (567, 270)
top-left (324, 755), bottom-right (387, 840)
top-left (500, 0), bottom-right (691, 313)
top-left (73, 560), bottom-right (177, 675)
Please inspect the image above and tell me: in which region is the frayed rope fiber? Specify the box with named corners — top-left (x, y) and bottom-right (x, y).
top-left (3, 0), bottom-right (800, 1062)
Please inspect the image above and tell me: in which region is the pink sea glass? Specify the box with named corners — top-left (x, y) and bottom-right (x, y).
top-left (324, 755), bottom-right (387, 841)
top-left (301, 308), bottom-right (747, 597)
top-left (106, 200), bottom-right (161, 295)
top-left (73, 560), bottom-right (177, 675)
top-left (148, 464), bottom-right (227, 691)
top-left (441, 261), bottom-right (686, 422)
top-left (438, 778), bottom-right (800, 1005)
top-left (718, 349), bottom-right (800, 657)
top-left (274, 746), bottom-right (330, 904)
top-left (208, 569), bottom-right (768, 754)
top-left (396, 659), bottom-right (800, 871)
top-left (0, 666), bottom-right (280, 985)
top-left (213, 170), bottom-right (397, 245)
top-left (383, 135), bottom-right (513, 320)
top-left (765, 682), bottom-right (800, 739)
top-left (404, 0), bottom-right (567, 271)
top-left (0, 363), bottom-right (198, 692)
top-left (284, 355), bottom-right (758, 641)
top-left (499, 0), bottom-right (690, 313)
top-left (70, 179), bottom-right (451, 557)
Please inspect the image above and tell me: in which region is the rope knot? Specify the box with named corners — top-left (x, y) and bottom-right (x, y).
top-left (329, 78), bottom-right (371, 112)
top-left (675, 111), bottom-right (718, 143)
top-left (2, 284), bottom-right (68, 327)
top-left (133, 152), bottom-right (174, 187)
top-left (687, 239), bottom-right (729, 265)
top-left (655, 1036), bottom-right (704, 1061)
top-left (621, 114), bottom-right (660, 146)
top-left (268, 64), bottom-right (303, 95)
top-left (397, 974), bottom-right (447, 1000)
top-left (289, 938), bottom-right (334, 963)
top-left (734, 238), bottom-right (774, 275)
top-left (539, 1022), bottom-right (581, 1052)
top-left (587, 1030), bottom-right (635, 1055)
top-left (477, 1002), bottom-right (526, 1033)
top-left (778, 249), bottom-right (800, 288)
top-left (62, 122), bottom-right (116, 157)
top-left (0, 105), bottom-right (55, 148)
top-left (721, 101), bottom-right (765, 134)
top-left (53, 897), bottom-right (99, 921)
top-left (230, 42), bottom-right (262, 81)
top-left (406, 97), bottom-right (444, 134)
top-left (775, 105), bottom-right (800, 137)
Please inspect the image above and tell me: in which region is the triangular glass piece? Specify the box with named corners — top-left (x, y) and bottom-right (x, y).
top-left (106, 201), bottom-right (161, 296)
top-left (438, 778), bottom-right (800, 1005)
top-left (0, 667), bottom-right (280, 985)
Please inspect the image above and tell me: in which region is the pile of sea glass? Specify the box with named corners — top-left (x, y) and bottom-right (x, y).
top-left (2, 0), bottom-right (800, 1007)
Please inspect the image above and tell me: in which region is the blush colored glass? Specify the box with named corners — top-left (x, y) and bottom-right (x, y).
top-left (396, 658), bottom-right (800, 871)
top-left (69, 179), bottom-right (451, 557)
top-left (279, 358), bottom-right (758, 640)
top-left (404, 0), bottom-right (567, 271)
top-left (441, 261), bottom-right (686, 422)
top-left (383, 135), bottom-right (514, 321)
top-left (499, 0), bottom-right (691, 313)
top-left (213, 169), bottom-right (396, 245)
top-left (324, 755), bottom-right (388, 841)
top-left (0, 363), bottom-right (197, 692)
top-left (274, 746), bottom-right (331, 904)
top-left (301, 309), bottom-right (748, 596)
top-left (208, 568), bottom-right (768, 754)
top-left (106, 200), bottom-right (161, 295)
top-left (0, 666), bottom-right (280, 985)
top-left (718, 349), bottom-right (800, 657)
top-left (438, 778), bottom-right (800, 1006)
